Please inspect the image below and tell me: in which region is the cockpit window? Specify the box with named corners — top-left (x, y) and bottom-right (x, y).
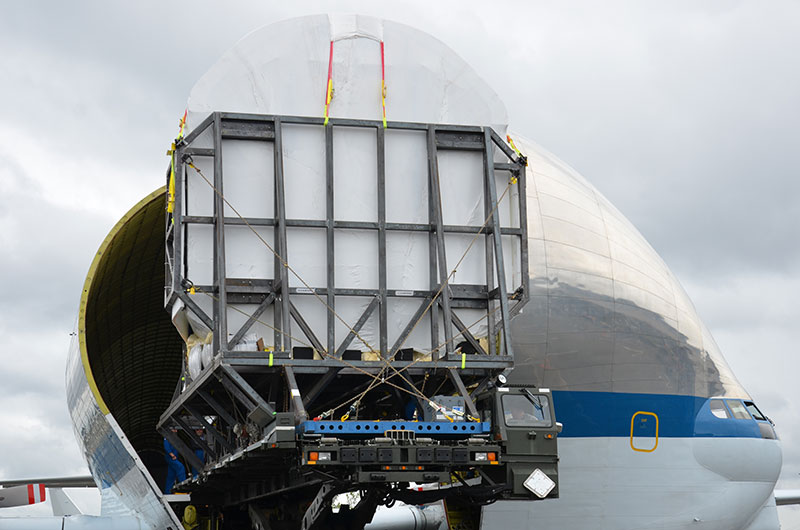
top-left (725, 399), bottom-right (752, 420)
top-left (503, 394), bottom-right (551, 427)
top-left (744, 401), bottom-right (766, 421)
top-left (709, 399), bottom-right (730, 419)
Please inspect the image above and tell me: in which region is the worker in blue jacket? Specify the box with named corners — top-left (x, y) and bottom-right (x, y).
top-left (164, 429), bottom-right (187, 494)
top-left (191, 427), bottom-right (206, 478)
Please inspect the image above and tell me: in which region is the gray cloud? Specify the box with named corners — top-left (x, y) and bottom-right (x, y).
top-left (490, 1), bottom-right (800, 276)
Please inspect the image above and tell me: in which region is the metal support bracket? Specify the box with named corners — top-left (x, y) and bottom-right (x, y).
top-left (447, 368), bottom-right (481, 419)
top-left (303, 368), bottom-right (342, 408)
top-left (184, 402), bottom-right (234, 454)
top-left (160, 426), bottom-right (205, 474)
top-left (285, 366), bottom-right (308, 422)
top-left (221, 365), bottom-right (276, 426)
top-left (301, 482), bottom-right (338, 530)
top-left (173, 414), bottom-right (216, 462)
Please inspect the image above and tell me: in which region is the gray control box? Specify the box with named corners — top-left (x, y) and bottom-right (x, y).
top-left (421, 395), bottom-right (466, 422)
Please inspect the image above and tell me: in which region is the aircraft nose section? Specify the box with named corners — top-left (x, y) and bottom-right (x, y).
top-left (693, 398), bottom-right (782, 483)
top-left (693, 437), bottom-right (782, 483)
top-left (688, 438), bottom-right (782, 529)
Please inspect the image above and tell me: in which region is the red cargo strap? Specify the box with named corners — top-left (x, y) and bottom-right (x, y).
top-left (324, 39), bottom-right (386, 126)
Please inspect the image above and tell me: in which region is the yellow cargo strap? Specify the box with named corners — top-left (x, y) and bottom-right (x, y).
top-left (505, 135), bottom-right (527, 185)
top-left (381, 41), bottom-right (387, 128)
top-left (167, 155), bottom-right (176, 214)
top-left (323, 41), bottom-right (334, 125)
top-left (167, 110), bottom-right (187, 214)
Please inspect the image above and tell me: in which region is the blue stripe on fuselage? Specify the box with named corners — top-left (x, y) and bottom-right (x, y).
top-left (552, 390), bottom-right (763, 438)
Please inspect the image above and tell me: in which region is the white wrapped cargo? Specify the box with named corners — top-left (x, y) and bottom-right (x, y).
top-left (174, 15), bottom-right (522, 356)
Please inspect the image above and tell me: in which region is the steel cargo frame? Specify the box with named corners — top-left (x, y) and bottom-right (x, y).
top-left (159, 113), bottom-right (530, 501)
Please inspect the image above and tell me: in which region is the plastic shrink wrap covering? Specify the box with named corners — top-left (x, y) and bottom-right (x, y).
top-left (175, 15), bottom-right (518, 355)
top-left (187, 343), bottom-right (203, 380)
top-left (231, 334), bottom-right (259, 352)
top-left (200, 343), bottom-right (213, 370)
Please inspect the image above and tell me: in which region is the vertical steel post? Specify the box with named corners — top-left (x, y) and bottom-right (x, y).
top-left (325, 124), bottom-right (335, 355)
top-left (172, 145), bottom-right (184, 296)
top-left (377, 126), bottom-right (389, 358)
top-left (483, 152), bottom-right (496, 357)
top-left (212, 113), bottom-right (228, 355)
top-left (483, 129), bottom-right (512, 357)
top-left (427, 132), bottom-right (439, 356)
top-left (274, 117), bottom-right (291, 354)
top-left (516, 156), bottom-right (530, 304)
top-left (427, 126), bottom-right (454, 358)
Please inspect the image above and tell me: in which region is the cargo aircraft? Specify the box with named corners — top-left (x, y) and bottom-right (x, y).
top-left (1, 15), bottom-right (797, 530)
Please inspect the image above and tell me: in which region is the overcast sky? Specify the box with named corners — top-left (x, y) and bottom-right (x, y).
top-left (1, 0), bottom-right (798, 525)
